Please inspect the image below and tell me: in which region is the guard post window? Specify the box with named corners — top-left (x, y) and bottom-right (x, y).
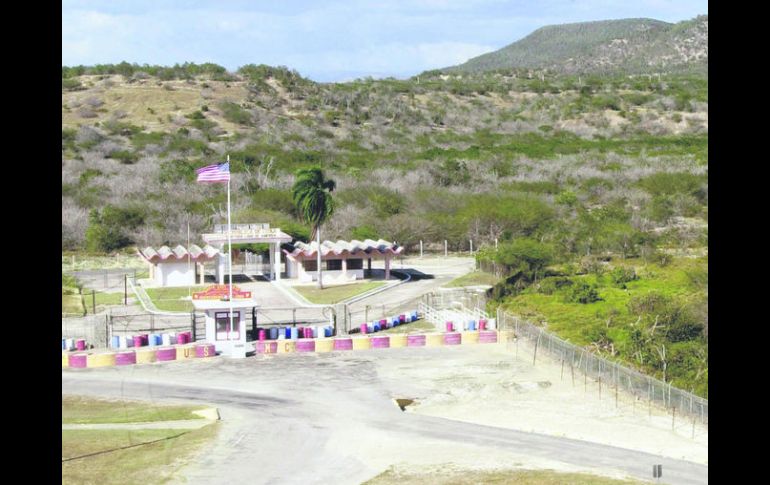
top-left (215, 311), bottom-right (240, 340)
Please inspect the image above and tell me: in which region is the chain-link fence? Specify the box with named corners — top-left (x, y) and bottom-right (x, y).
top-left (497, 310), bottom-right (708, 427)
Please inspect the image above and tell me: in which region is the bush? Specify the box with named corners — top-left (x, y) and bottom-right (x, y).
top-left (219, 101), bottom-right (252, 125)
top-left (609, 267), bottom-right (638, 288)
top-left (564, 281), bottom-right (600, 304)
top-left (537, 277), bottom-right (573, 295)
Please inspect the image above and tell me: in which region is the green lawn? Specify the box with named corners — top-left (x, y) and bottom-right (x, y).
top-left (363, 467), bottom-right (646, 485)
top-left (294, 281), bottom-right (386, 304)
top-left (144, 286), bottom-right (206, 312)
top-left (83, 291), bottom-right (125, 314)
top-left (380, 320), bottom-right (435, 334)
top-left (63, 293), bottom-right (85, 316)
top-left (62, 395), bottom-right (205, 424)
top-left (62, 425), bottom-right (219, 485)
top-left (444, 270), bottom-right (501, 288)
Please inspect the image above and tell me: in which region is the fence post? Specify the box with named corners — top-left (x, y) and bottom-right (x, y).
top-left (124, 274), bottom-right (127, 305)
top-left (444, 240), bottom-right (447, 257)
top-left (469, 240), bottom-right (473, 254)
top-left (92, 290), bottom-right (96, 315)
top-left (420, 240), bottom-right (423, 258)
top-left (532, 331), bottom-right (540, 365)
top-left (191, 311), bottom-right (196, 341)
top-left (105, 314), bottom-right (110, 348)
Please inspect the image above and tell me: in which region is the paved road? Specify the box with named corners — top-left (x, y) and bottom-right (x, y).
top-left (62, 347), bottom-right (707, 485)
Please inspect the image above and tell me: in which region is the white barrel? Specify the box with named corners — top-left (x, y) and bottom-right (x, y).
top-left (65, 338), bottom-right (74, 350)
top-left (119, 336), bottom-right (128, 349)
top-left (169, 333), bottom-right (178, 344)
top-left (126, 335), bottom-right (134, 348)
top-left (487, 318), bottom-right (496, 329)
top-left (162, 334), bottom-right (171, 346)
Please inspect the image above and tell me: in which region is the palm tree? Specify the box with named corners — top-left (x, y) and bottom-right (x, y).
top-left (291, 167), bottom-right (336, 289)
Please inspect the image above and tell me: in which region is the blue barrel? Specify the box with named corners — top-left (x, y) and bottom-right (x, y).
top-left (62, 339), bottom-right (66, 350)
top-left (290, 327), bottom-right (299, 340)
top-left (373, 323), bottom-right (381, 332)
top-left (326, 326), bottom-right (333, 337)
top-left (411, 311), bottom-right (418, 321)
top-left (393, 320), bottom-right (399, 327)
top-left (468, 321), bottom-right (476, 331)
top-left (285, 327), bottom-right (291, 339)
top-left (269, 327), bottom-right (278, 340)
top-left (110, 336), bottom-right (120, 348)
top-left (391, 318), bottom-right (399, 326)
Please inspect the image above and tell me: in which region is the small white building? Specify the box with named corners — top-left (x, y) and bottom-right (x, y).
top-left (283, 239), bottom-right (403, 284)
top-left (191, 285), bottom-right (257, 359)
top-left (201, 223), bottom-right (293, 282)
top-left (138, 245), bottom-right (220, 287)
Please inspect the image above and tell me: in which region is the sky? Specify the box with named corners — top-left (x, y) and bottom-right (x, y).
top-left (62, 0), bottom-right (708, 82)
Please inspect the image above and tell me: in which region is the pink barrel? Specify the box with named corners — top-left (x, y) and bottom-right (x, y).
top-left (360, 324), bottom-right (368, 334)
top-left (178, 332), bottom-right (188, 345)
top-left (478, 330), bottom-right (498, 343)
top-left (371, 336), bottom-right (390, 348)
top-left (379, 319), bottom-right (387, 327)
top-left (479, 319), bottom-right (487, 330)
top-left (256, 341), bottom-right (277, 354)
top-left (156, 347), bottom-right (177, 361)
top-left (133, 336), bottom-right (143, 348)
top-left (115, 351), bottom-right (136, 366)
top-left (444, 332), bottom-right (462, 345)
top-left (195, 343), bottom-right (216, 358)
top-left (259, 330), bottom-right (266, 341)
top-left (407, 334), bottom-right (426, 347)
top-left (68, 353), bottom-right (87, 368)
top-left (333, 338), bottom-right (353, 350)
top-left (399, 314), bottom-right (406, 323)
top-left (75, 339), bottom-right (86, 351)
top-left (445, 322), bottom-right (454, 332)
top-left (296, 339), bottom-right (315, 352)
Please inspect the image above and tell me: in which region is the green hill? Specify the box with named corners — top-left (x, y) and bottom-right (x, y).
top-left (444, 15), bottom-right (707, 75)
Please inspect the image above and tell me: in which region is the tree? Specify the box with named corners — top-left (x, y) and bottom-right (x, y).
top-left (291, 167), bottom-right (336, 289)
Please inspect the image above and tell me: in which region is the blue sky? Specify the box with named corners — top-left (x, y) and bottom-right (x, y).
top-left (62, 0), bottom-right (708, 82)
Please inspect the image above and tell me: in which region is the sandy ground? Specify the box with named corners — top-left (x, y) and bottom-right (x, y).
top-left (379, 341), bottom-right (707, 465)
top-left (63, 340), bottom-right (706, 484)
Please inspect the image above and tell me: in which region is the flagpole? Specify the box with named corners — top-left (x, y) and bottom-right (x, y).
top-left (227, 154), bottom-right (233, 339)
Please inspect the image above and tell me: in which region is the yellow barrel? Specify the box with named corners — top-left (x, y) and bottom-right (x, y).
top-left (135, 348), bottom-right (158, 364)
top-left (461, 331), bottom-right (479, 344)
top-left (87, 352), bottom-right (117, 368)
top-left (389, 334), bottom-right (407, 348)
top-left (277, 340), bottom-right (296, 354)
top-left (176, 344), bottom-right (197, 360)
top-left (315, 338), bottom-right (333, 353)
top-left (425, 333), bottom-right (444, 347)
top-left (62, 352), bottom-right (69, 368)
top-left (351, 336), bottom-right (371, 350)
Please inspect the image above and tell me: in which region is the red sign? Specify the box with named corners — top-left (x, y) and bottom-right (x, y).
top-left (192, 284), bottom-right (252, 300)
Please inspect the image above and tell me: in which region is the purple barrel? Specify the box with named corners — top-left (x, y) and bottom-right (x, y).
top-left (333, 338), bottom-right (353, 350)
top-left (478, 330), bottom-right (498, 343)
top-left (178, 332), bottom-right (188, 345)
top-left (133, 336), bottom-right (143, 348)
top-left (444, 332), bottom-right (462, 345)
top-left (75, 339), bottom-right (86, 351)
top-left (407, 334), bottom-right (426, 347)
top-left (256, 341), bottom-right (277, 354)
top-left (399, 314), bottom-right (406, 323)
top-left (195, 343), bottom-right (216, 358)
top-left (371, 336), bottom-right (390, 348)
top-left (296, 339), bottom-right (315, 352)
top-left (479, 319), bottom-right (487, 330)
top-left (115, 351), bottom-right (136, 366)
top-left (379, 319), bottom-right (387, 327)
top-left (156, 347), bottom-right (177, 361)
top-left (445, 322), bottom-right (454, 332)
top-left (259, 330), bottom-right (266, 341)
top-left (68, 353), bottom-right (87, 368)
top-left (360, 324), bottom-right (368, 335)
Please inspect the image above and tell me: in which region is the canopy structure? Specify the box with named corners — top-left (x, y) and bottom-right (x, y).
top-left (137, 244), bottom-right (220, 287)
top-left (201, 223), bottom-right (293, 282)
top-left (283, 239), bottom-right (403, 283)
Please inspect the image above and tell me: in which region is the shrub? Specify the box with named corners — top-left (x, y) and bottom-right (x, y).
top-left (219, 101), bottom-right (252, 125)
top-left (609, 267), bottom-right (638, 288)
top-left (564, 281), bottom-right (600, 304)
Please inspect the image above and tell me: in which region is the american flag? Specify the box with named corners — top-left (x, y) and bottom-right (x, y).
top-left (196, 162), bottom-right (230, 183)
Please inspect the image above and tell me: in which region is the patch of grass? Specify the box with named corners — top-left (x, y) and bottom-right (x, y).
top-left (362, 467), bottom-right (646, 485)
top-left (63, 294), bottom-right (85, 316)
top-left (62, 395), bottom-right (205, 424)
top-left (144, 286), bottom-right (206, 312)
top-left (444, 270), bottom-right (501, 288)
top-left (61, 424), bottom-right (219, 485)
top-left (380, 319), bottom-right (435, 334)
top-left (294, 281), bottom-right (385, 304)
top-left (83, 291), bottom-right (125, 314)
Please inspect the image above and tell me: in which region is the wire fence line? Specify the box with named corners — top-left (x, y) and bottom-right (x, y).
top-left (496, 309), bottom-right (708, 427)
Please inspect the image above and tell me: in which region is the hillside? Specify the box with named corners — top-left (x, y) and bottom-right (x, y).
top-left (444, 15), bottom-right (707, 75)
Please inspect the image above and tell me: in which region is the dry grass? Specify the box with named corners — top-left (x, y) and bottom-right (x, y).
top-left (362, 467), bottom-right (647, 485)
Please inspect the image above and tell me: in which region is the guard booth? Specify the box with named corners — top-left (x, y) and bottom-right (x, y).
top-left (191, 285), bottom-right (257, 358)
